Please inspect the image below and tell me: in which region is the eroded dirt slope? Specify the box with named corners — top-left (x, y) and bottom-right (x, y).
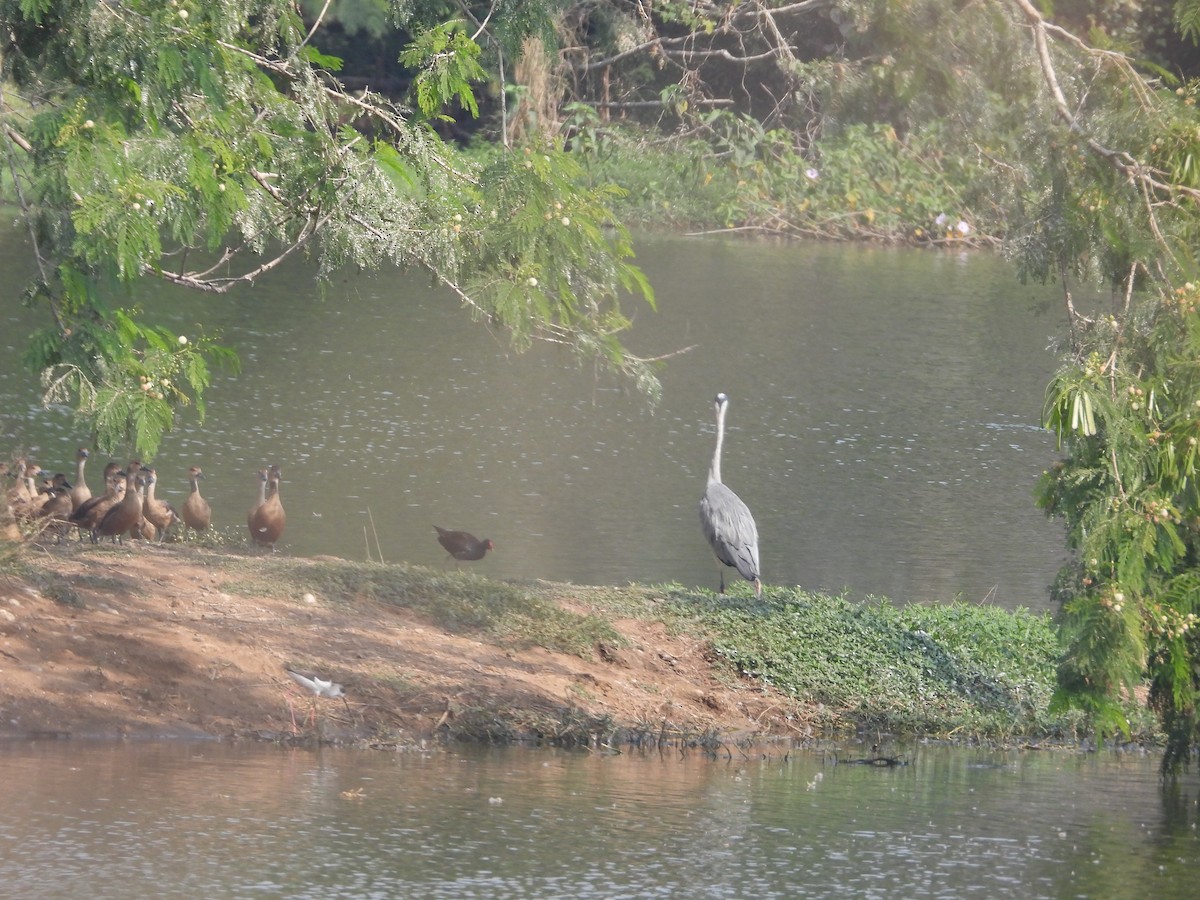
top-left (0, 546), bottom-right (816, 745)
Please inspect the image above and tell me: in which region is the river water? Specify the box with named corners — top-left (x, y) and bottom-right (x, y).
top-left (4, 229), bottom-right (1197, 896)
top-left (0, 229), bottom-right (1078, 609)
top-left (0, 741), bottom-right (1196, 898)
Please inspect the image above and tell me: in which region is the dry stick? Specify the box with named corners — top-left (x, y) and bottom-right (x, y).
top-left (299, 0), bottom-right (333, 50)
top-left (367, 506), bottom-right (384, 564)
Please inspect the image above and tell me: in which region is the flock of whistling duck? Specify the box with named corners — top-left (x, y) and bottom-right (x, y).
top-left (2, 448), bottom-right (495, 563)
top-left (4, 450), bottom-right (240, 547)
top-left (5, 393), bottom-right (761, 593)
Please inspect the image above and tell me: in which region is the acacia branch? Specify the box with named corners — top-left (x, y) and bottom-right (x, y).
top-left (153, 208), bottom-right (332, 292)
top-left (574, 36), bottom-right (664, 72)
top-left (756, 1), bottom-right (801, 72)
top-left (1011, 0), bottom-right (1200, 206)
top-left (4, 124), bottom-right (32, 152)
top-left (575, 0), bottom-right (831, 73)
top-left (667, 45), bottom-right (786, 64)
top-left (216, 39), bottom-right (480, 187)
top-left (299, 0), bottom-right (333, 50)
top-left (1, 123), bottom-right (64, 331)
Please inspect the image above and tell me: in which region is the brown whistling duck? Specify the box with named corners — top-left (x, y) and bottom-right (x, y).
top-left (30, 471), bottom-right (56, 508)
top-left (434, 526), bottom-right (494, 562)
top-left (34, 474), bottom-right (74, 541)
top-left (181, 466), bottom-right (211, 539)
top-left (141, 467), bottom-right (179, 540)
top-left (127, 472), bottom-right (157, 541)
top-left (13, 465), bottom-right (52, 520)
top-left (70, 448), bottom-right (92, 511)
top-left (248, 465), bottom-right (286, 551)
top-left (5, 458), bottom-right (35, 508)
top-left (93, 462), bottom-right (143, 543)
top-left (70, 462), bottom-right (123, 538)
top-left (12, 463), bottom-right (49, 522)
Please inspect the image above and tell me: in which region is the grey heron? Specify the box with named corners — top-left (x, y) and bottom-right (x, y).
top-left (699, 392), bottom-right (762, 597)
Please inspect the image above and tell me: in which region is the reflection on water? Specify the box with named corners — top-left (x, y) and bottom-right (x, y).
top-left (0, 741), bottom-right (1196, 898)
top-left (1, 228), bottom-right (1075, 607)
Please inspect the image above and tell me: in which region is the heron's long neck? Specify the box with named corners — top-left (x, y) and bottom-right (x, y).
top-left (709, 406), bottom-right (725, 484)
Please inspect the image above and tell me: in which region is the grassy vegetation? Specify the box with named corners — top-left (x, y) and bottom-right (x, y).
top-left (467, 117), bottom-right (997, 244)
top-left (212, 553), bottom-right (625, 659)
top-left (659, 588), bottom-right (1075, 739)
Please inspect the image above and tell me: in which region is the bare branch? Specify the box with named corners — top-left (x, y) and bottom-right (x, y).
top-left (153, 210), bottom-right (332, 292)
top-left (4, 125), bottom-right (33, 153)
top-left (300, 0), bottom-right (333, 50)
top-left (1011, 0), bottom-right (1200, 206)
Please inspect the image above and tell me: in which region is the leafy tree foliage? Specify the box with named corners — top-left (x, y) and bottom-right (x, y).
top-left (0, 0), bottom-right (656, 458)
top-left (1006, 0), bottom-right (1200, 772)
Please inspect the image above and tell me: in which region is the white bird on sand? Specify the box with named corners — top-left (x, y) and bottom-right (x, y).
top-left (285, 668), bottom-right (349, 733)
top-left (287, 669), bottom-right (346, 698)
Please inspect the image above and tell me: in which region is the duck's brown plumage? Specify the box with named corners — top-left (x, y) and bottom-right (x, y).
top-left (5, 458), bottom-right (35, 508)
top-left (141, 467), bottom-right (179, 540)
top-left (126, 472), bottom-right (157, 541)
top-left (28, 471), bottom-right (57, 514)
top-left (181, 466), bottom-right (211, 538)
top-left (35, 474), bottom-right (74, 541)
top-left (93, 462), bottom-right (143, 542)
top-left (434, 526), bottom-right (494, 561)
top-left (9, 460), bottom-right (46, 521)
top-left (70, 447), bottom-right (92, 511)
top-left (69, 462), bottom-right (123, 538)
top-left (248, 465), bottom-right (285, 551)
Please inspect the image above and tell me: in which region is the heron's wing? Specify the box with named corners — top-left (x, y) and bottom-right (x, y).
top-left (699, 483), bottom-right (760, 582)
